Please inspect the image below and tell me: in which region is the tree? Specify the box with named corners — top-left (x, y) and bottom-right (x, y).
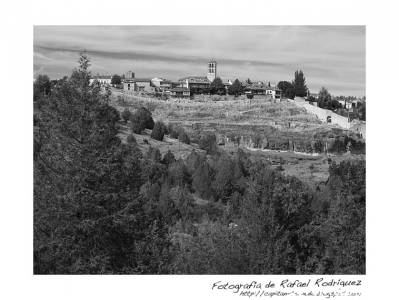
top-left (168, 123), bottom-right (179, 139)
top-left (358, 102), bottom-right (366, 121)
top-left (151, 121), bottom-right (167, 141)
top-left (199, 133), bottom-right (217, 154)
top-left (209, 77), bottom-right (225, 95)
top-left (111, 74), bottom-right (122, 85)
top-left (277, 81), bottom-right (295, 99)
top-left (162, 150), bottom-right (176, 165)
top-left (34, 74), bottom-right (51, 101)
top-left (121, 108), bottom-right (131, 123)
top-left (130, 107), bottom-right (154, 134)
top-left (318, 87), bottom-right (332, 104)
top-left (34, 53), bottom-right (174, 274)
top-left (212, 154), bottom-right (243, 203)
top-left (126, 134), bottom-right (136, 144)
top-left (318, 87), bottom-right (341, 110)
top-left (293, 70), bottom-right (308, 97)
top-left (192, 161), bottom-right (214, 200)
top-left (178, 128), bottom-right (190, 144)
top-left (228, 79), bottom-right (243, 96)
top-left (246, 78), bottom-right (252, 85)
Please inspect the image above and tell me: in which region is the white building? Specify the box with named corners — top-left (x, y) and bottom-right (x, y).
top-left (89, 75), bottom-right (112, 85)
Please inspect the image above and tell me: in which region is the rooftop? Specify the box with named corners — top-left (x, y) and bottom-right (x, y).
top-left (178, 76), bottom-right (210, 83)
top-left (124, 78), bottom-right (152, 83)
top-left (91, 75), bottom-right (112, 79)
top-left (246, 83), bottom-right (280, 91)
top-left (170, 87), bottom-right (190, 92)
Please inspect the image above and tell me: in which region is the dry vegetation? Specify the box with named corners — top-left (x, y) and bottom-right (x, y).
top-left (111, 90), bottom-right (324, 131)
top-left (112, 90), bottom-right (363, 188)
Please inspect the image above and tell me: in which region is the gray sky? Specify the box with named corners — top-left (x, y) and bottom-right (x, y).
top-left (34, 26), bottom-right (365, 96)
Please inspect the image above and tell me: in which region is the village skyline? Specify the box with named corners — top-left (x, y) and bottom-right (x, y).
top-left (34, 26), bottom-right (365, 96)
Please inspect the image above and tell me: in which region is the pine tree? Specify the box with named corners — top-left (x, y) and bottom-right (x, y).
top-left (293, 70), bottom-right (308, 97)
top-left (228, 79), bottom-right (243, 96)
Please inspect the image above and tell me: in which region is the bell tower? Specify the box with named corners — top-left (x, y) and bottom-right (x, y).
top-left (207, 60), bottom-right (217, 82)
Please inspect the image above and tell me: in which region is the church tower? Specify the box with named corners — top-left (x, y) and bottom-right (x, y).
top-left (207, 60), bottom-right (217, 82)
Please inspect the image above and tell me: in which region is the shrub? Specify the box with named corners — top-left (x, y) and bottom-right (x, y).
top-left (168, 123), bottom-right (179, 139)
top-left (162, 150), bottom-right (176, 165)
top-left (121, 109), bottom-right (131, 123)
top-left (151, 121), bottom-right (166, 141)
top-left (199, 133), bottom-right (217, 154)
top-left (130, 107), bottom-right (154, 134)
top-left (178, 128), bottom-right (190, 144)
top-left (126, 134), bottom-right (136, 144)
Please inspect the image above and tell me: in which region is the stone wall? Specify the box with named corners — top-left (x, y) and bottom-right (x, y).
top-left (289, 99), bottom-right (351, 129)
top-left (216, 131), bottom-right (365, 155)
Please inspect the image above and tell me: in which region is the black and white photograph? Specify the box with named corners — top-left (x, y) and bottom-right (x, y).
top-left (33, 25), bottom-right (365, 275)
top-left (5, 1), bottom-right (399, 299)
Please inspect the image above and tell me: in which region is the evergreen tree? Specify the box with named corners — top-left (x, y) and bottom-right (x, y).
top-left (151, 121), bottom-right (166, 141)
top-left (293, 70), bottom-right (308, 97)
top-left (111, 74), bottom-right (122, 85)
top-left (277, 81), bottom-right (295, 99)
top-left (209, 77), bottom-right (225, 95)
top-left (228, 79), bottom-right (243, 96)
top-left (121, 108), bottom-right (131, 123)
top-left (34, 54), bottom-right (173, 274)
top-left (130, 107), bottom-right (154, 134)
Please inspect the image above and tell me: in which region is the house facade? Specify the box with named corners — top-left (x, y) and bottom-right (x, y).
top-left (123, 78), bottom-right (154, 92)
top-left (151, 78), bottom-right (172, 92)
top-left (179, 76), bottom-right (211, 94)
top-left (244, 83), bottom-right (282, 99)
top-left (170, 87), bottom-right (190, 98)
top-left (89, 75), bottom-right (112, 85)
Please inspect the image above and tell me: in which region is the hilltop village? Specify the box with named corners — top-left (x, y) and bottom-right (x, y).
top-left (89, 59), bottom-right (365, 136)
top-left (90, 60), bottom-right (283, 99)
top-left (34, 53), bottom-right (366, 275)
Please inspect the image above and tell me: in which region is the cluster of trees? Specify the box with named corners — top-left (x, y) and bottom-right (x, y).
top-left (111, 74), bottom-right (122, 85)
top-left (228, 79), bottom-right (244, 96)
top-left (277, 70), bottom-right (308, 99)
top-left (317, 87), bottom-right (342, 110)
top-left (209, 77), bottom-right (226, 95)
top-left (34, 55), bottom-right (171, 273)
top-left (316, 88), bottom-right (366, 121)
top-left (167, 123), bottom-right (190, 144)
top-left (34, 55), bottom-right (365, 274)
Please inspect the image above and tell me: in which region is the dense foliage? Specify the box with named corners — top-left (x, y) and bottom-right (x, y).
top-left (293, 70), bottom-right (308, 97)
top-left (210, 77), bottom-right (226, 95)
top-left (34, 55), bottom-right (365, 274)
top-left (130, 107), bottom-right (154, 134)
top-left (34, 74), bottom-right (51, 101)
top-left (151, 121), bottom-right (167, 141)
top-left (111, 74), bottom-right (122, 85)
top-left (121, 108), bottom-right (131, 123)
top-left (277, 81), bottom-right (295, 99)
top-left (318, 87), bottom-right (342, 110)
top-left (228, 79), bottom-right (243, 96)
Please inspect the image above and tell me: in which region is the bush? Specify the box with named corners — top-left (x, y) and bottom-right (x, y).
top-left (130, 107), bottom-right (154, 134)
top-left (162, 150), bottom-right (176, 165)
top-left (168, 123), bottom-right (179, 139)
top-left (178, 128), bottom-right (190, 144)
top-left (151, 121), bottom-right (166, 141)
top-left (121, 109), bottom-right (131, 123)
top-left (199, 133), bottom-right (217, 154)
top-left (126, 134), bottom-right (136, 144)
